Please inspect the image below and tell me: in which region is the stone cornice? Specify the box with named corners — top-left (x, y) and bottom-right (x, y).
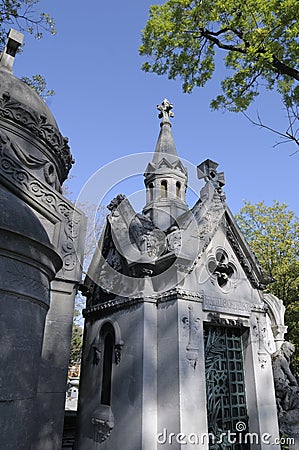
top-left (156, 288), bottom-right (204, 304)
top-left (83, 296), bottom-right (144, 318)
top-left (83, 288), bottom-right (204, 318)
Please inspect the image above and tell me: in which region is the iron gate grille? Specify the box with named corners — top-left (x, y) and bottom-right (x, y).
top-left (204, 325), bottom-right (249, 449)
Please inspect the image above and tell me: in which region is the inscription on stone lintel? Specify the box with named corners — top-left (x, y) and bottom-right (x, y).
top-left (203, 295), bottom-right (251, 316)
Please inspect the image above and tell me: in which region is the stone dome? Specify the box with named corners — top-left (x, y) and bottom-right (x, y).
top-left (0, 68), bottom-right (58, 129)
top-left (0, 30), bottom-right (73, 182)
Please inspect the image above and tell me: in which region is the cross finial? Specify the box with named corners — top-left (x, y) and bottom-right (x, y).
top-left (157, 98), bottom-right (174, 123)
top-left (197, 159), bottom-right (226, 192)
top-left (0, 29), bottom-right (24, 72)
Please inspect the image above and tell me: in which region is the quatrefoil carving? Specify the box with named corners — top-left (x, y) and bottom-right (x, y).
top-left (207, 249), bottom-right (237, 291)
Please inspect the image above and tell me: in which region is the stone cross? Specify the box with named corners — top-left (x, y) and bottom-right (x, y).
top-left (157, 98), bottom-right (174, 122)
top-left (197, 158), bottom-right (225, 191)
top-left (0, 28), bottom-right (24, 72)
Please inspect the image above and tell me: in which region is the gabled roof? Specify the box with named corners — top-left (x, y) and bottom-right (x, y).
top-left (223, 207), bottom-right (270, 289)
top-left (175, 184), bottom-right (270, 290)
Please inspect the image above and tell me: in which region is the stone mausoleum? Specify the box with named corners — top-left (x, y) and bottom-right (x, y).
top-left (0, 28), bottom-right (298, 450)
top-left (0, 30), bottom-right (85, 450)
top-left (76, 99), bottom-right (297, 449)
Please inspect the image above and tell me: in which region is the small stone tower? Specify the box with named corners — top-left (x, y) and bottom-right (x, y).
top-left (77, 100), bottom-right (283, 450)
top-left (143, 99), bottom-right (188, 230)
top-left (0, 30), bottom-right (86, 450)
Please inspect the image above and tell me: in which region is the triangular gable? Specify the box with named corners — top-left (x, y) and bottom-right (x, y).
top-left (173, 159), bottom-right (188, 175)
top-left (176, 186), bottom-right (270, 291)
top-left (223, 207), bottom-right (270, 289)
top-left (144, 162), bottom-right (155, 176)
top-left (156, 157), bottom-right (173, 170)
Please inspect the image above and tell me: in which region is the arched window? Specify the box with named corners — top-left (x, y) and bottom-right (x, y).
top-left (176, 181), bottom-right (181, 198)
top-left (100, 323), bottom-right (115, 406)
top-left (149, 183), bottom-right (154, 201)
top-left (161, 180), bottom-right (167, 198)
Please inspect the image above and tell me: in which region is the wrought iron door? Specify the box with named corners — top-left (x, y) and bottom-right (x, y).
top-left (204, 325), bottom-right (249, 449)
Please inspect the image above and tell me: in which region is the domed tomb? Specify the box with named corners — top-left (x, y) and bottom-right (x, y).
top-left (0, 29), bottom-right (73, 189)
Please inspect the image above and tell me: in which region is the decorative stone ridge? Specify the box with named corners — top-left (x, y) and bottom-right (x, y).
top-left (83, 296), bottom-right (145, 318)
top-left (83, 288), bottom-right (204, 318)
top-left (0, 92), bottom-right (73, 180)
top-left (157, 288), bottom-right (203, 303)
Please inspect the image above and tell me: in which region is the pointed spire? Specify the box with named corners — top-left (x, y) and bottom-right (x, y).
top-left (143, 99), bottom-right (189, 229)
top-left (152, 98), bottom-right (179, 165)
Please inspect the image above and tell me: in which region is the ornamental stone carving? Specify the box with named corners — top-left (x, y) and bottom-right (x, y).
top-left (182, 305), bottom-right (201, 369)
top-left (166, 226), bottom-right (182, 255)
top-left (272, 342), bottom-right (299, 438)
top-left (0, 130), bottom-right (84, 279)
top-left (91, 405), bottom-right (115, 443)
top-left (207, 248), bottom-right (237, 292)
top-left (145, 229), bottom-right (166, 258)
top-left (0, 92), bottom-right (73, 179)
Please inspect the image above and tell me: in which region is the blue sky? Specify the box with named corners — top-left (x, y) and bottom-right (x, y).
top-left (12, 0), bottom-right (299, 216)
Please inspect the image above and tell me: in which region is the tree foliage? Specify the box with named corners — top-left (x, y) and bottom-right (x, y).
top-left (21, 74), bottom-right (54, 100)
top-left (0, 1), bottom-right (56, 100)
top-left (69, 323), bottom-right (83, 365)
top-left (140, 0), bottom-right (299, 146)
top-left (0, 0), bottom-right (55, 49)
top-left (236, 200), bottom-right (299, 376)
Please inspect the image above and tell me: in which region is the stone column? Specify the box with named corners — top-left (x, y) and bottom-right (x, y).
top-left (141, 299), bottom-right (158, 450)
top-left (177, 299), bottom-right (208, 450)
top-left (0, 186), bottom-right (62, 450)
top-left (32, 280), bottom-right (78, 450)
top-left (243, 315), bottom-right (281, 450)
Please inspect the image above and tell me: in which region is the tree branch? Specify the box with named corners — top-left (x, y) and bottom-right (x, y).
top-left (185, 28), bottom-right (299, 80)
top-left (199, 28), bottom-right (246, 53)
top-left (242, 111), bottom-right (299, 152)
top-left (272, 56), bottom-right (299, 81)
